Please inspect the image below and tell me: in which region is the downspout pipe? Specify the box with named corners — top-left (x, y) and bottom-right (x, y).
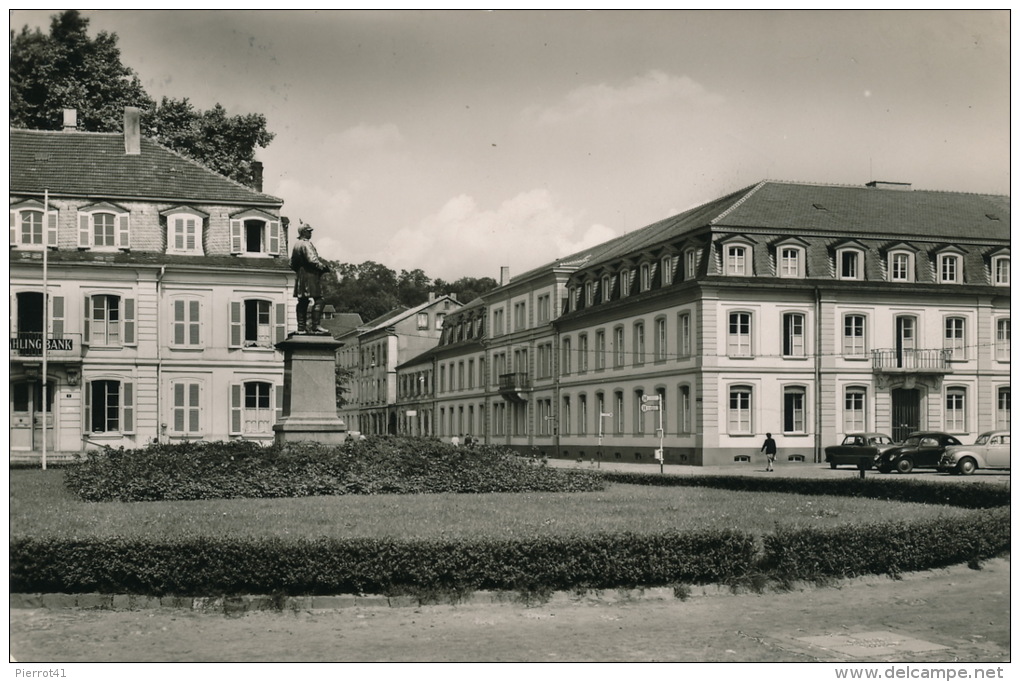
top-left (814, 286), bottom-right (823, 463)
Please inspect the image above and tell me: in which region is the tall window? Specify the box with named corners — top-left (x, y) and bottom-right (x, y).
top-left (684, 249), bottom-right (697, 281)
top-left (172, 299), bottom-right (202, 347)
top-left (839, 249), bottom-right (862, 280)
top-left (727, 312), bottom-right (752, 357)
top-left (416, 312), bottom-right (428, 330)
top-left (79, 206), bottom-right (129, 249)
top-left (86, 379), bottom-right (133, 434)
top-left (537, 294), bottom-right (551, 323)
top-left (614, 326), bottom-right (626, 368)
top-left (493, 308), bottom-right (505, 336)
top-left (246, 300), bottom-right (271, 346)
top-left (595, 393), bottom-right (605, 436)
top-left (944, 317), bottom-right (967, 360)
top-left (890, 252), bottom-right (913, 281)
top-left (595, 330), bottom-right (606, 370)
top-left (844, 386), bottom-right (867, 433)
top-left (633, 390), bottom-right (645, 435)
top-left (230, 299), bottom-right (285, 349)
top-left (231, 382), bottom-right (276, 435)
top-left (578, 394), bottom-right (588, 436)
top-left (993, 256), bottom-right (1010, 286)
top-left (514, 302), bottom-right (527, 330)
top-left (939, 254), bottom-right (960, 283)
top-left (779, 246), bottom-right (803, 278)
top-left (654, 317), bottom-right (667, 361)
top-left (615, 391), bottom-right (625, 434)
top-left (997, 387), bottom-right (1010, 430)
top-left (537, 344), bottom-right (552, 379)
top-left (640, 263), bottom-right (652, 291)
top-left (726, 245), bottom-right (747, 276)
top-left (945, 387), bottom-right (966, 432)
top-left (678, 313), bottom-right (692, 358)
top-left (634, 322), bottom-right (645, 365)
top-left (620, 269), bottom-right (631, 298)
top-left (678, 385), bottom-right (692, 434)
top-left (16, 209), bottom-right (43, 245)
top-left (561, 396), bottom-right (572, 436)
top-left (783, 386), bottom-right (806, 433)
top-left (782, 313), bottom-right (805, 357)
top-left (584, 281), bottom-right (595, 307)
top-left (661, 256), bottom-right (673, 285)
top-left (578, 333), bottom-right (589, 373)
top-left (843, 314), bottom-right (866, 356)
top-left (85, 294), bottom-right (136, 347)
top-left (94, 213), bottom-right (116, 247)
top-left (601, 275), bottom-right (611, 302)
top-left (561, 337), bottom-right (572, 375)
top-left (996, 318), bottom-right (1010, 361)
top-left (728, 385), bottom-right (752, 434)
top-left (171, 381), bottom-right (202, 435)
top-left (10, 203), bottom-right (58, 248)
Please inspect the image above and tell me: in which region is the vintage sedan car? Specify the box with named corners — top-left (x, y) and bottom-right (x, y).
top-left (876, 431), bottom-right (964, 473)
top-left (938, 431), bottom-right (1011, 475)
top-left (824, 432), bottom-right (897, 469)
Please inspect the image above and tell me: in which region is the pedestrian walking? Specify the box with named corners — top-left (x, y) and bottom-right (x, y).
top-left (761, 432), bottom-right (777, 471)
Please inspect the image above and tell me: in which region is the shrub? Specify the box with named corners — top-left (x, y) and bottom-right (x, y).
top-left (63, 437), bottom-right (605, 502)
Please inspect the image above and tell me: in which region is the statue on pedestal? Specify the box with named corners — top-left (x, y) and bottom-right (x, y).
top-left (290, 222), bottom-right (332, 335)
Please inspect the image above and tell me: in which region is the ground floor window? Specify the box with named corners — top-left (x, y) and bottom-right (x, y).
top-left (844, 387), bottom-right (867, 433)
top-left (728, 386), bottom-right (752, 434)
top-left (945, 387), bottom-right (966, 432)
top-left (230, 381), bottom-right (281, 436)
top-left (783, 386), bottom-right (806, 433)
top-left (996, 387), bottom-right (1010, 430)
top-left (86, 379), bottom-right (134, 434)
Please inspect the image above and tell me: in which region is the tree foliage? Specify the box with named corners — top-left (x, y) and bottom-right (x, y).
top-left (9, 10), bottom-right (274, 189)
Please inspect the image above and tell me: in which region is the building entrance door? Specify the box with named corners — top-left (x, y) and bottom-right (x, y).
top-left (10, 379), bottom-right (55, 451)
top-left (891, 388), bottom-right (920, 443)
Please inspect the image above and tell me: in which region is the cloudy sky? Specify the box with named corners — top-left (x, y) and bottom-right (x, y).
top-left (11, 10), bottom-right (1010, 281)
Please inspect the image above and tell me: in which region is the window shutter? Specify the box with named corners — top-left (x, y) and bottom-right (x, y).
top-left (189, 300), bottom-right (201, 346)
top-left (46, 210), bottom-right (58, 247)
top-left (267, 220), bottom-right (280, 255)
top-left (189, 383), bottom-right (201, 433)
top-left (116, 213), bottom-right (130, 249)
top-left (50, 296), bottom-right (65, 337)
top-left (122, 381), bottom-right (134, 434)
top-left (274, 302), bottom-right (286, 344)
top-left (123, 298), bottom-right (136, 345)
top-left (229, 384), bottom-right (242, 435)
top-left (173, 383), bottom-right (186, 432)
top-left (173, 300), bottom-right (185, 345)
top-left (229, 300), bottom-right (243, 348)
top-left (83, 295), bottom-right (91, 345)
top-left (78, 213), bottom-right (90, 248)
top-left (275, 384), bottom-right (285, 423)
top-left (84, 381), bottom-right (92, 434)
top-left (230, 219), bottom-right (244, 254)
top-left (10, 210), bottom-right (17, 246)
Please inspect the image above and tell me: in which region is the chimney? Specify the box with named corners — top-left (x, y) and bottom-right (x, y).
top-left (124, 107), bottom-right (141, 155)
top-left (62, 109), bottom-right (77, 132)
top-left (251, 160), bottom-right (264, 192)
top-left (500, 266), bottom-right (510, 286)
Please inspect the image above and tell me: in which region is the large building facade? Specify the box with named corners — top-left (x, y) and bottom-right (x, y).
top-left (10, 111), bottom-right (294, 459)
top-left (427, 180), bottom-right (1010, 466)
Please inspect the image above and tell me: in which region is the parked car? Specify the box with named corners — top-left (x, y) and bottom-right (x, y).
top-left (938, 431), bottom-right (1011, 475)
top-left (876, 432), bottom-right (964, 473)
top-left (824, 432), bottom-right (897, 469)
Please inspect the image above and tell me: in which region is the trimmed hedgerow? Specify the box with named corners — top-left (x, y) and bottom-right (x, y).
top-left (10, 529), bottom-right (757, 596)
top-left (599, 471), bottom-right (1010, 509)
top-left (63, 437), bottom-right (605, 502)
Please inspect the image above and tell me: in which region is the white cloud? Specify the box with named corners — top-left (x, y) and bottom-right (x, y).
top-left (326, 122), bottom-right (404, 148)
top-left (381, 189), bottom-right (618, 281)
top-left (525, 70), bottom-right (724, 125)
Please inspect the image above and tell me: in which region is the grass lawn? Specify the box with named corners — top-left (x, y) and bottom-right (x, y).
top-left (11, 468), bottom-right (973, 541)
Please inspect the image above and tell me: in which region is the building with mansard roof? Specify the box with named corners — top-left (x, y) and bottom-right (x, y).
top-left (10, 109), bottom-right (295, 459)
top-left (424, 180), bottom-right (1009, 466)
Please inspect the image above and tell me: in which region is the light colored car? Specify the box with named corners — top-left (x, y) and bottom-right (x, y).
top-left (938, 431), bottom-right (1011, 475)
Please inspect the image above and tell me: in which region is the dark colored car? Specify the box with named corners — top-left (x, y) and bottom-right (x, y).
top-left (824, 432), bottom-right (897, 470)
top-left (875, 431), bottom-right (964, 474)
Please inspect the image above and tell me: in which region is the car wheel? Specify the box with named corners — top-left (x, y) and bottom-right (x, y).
top-left (956, 458), bottom-right (977, 476)
top-left (829, 462), bottom-right (837, 470)
top-left (895, 458), bottom-right (914, 474)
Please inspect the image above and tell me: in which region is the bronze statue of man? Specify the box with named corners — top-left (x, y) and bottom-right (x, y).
top-left (290, 223), bottom-right (332, 334)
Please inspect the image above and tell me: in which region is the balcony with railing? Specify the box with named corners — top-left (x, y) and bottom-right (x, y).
top-left (10, 332), bottom-right (83, 362)
top-left (871, 348), bottom-right (952, 383)
top-left (498, 371), bottom-right (530, 402)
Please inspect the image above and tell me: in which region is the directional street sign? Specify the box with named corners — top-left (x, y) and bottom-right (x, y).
top-left (640, 404), bottom-right (659, 412)
top-left (641, 394), bottom-right (660, 403)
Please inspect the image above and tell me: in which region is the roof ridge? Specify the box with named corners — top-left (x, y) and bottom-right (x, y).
top-left (708, 180), bottom-right (768, 225)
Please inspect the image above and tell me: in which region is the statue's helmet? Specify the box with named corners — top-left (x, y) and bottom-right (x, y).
top-left (298, 222), bottom-right (314, 235)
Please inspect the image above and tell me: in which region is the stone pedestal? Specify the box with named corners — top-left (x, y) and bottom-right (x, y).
top-left (273, 335), bottom-right (347, 445)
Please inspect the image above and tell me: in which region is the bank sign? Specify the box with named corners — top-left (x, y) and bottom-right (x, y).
top-left (10, 337), bottom-right (75, 352)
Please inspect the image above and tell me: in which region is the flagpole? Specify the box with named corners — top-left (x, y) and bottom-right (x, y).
top-left (42, 188), bottom-right (49, 471)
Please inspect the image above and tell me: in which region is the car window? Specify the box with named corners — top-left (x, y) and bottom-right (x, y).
top-left (975, 434), bottom-right (990, 445)
top-left (1002, 435), bottom-right (1010, 445)
top-left (945, 437), bottom-right (962, 446)
top-left (871, 436), bottom-right (891, 445)
top-left (920, 437), bottom-right (938, 447)
top-left (905, 437), bottom-right (921, 446)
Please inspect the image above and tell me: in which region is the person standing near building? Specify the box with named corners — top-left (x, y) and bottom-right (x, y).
top-left (761, 432), bottom-right (777, 471)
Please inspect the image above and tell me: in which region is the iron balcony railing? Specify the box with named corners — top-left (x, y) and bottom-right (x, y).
top-left (10, 332), bottom-right (83, 361)
top-left (498, 371), bottom-right (530, 392)
top-left (871, 348), bottom-right (951, 372)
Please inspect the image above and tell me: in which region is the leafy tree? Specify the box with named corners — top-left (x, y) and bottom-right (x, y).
top-left (10, 10), bottom-right (153, 131)
top-left (434, 276), bottom-right (499, 304)
top-left (10, 10), bottom-right (274, 189)
top-left (396, 269), bottom-right (433, 307)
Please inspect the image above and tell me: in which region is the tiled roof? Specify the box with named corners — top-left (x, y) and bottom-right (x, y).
top-left (10, 248), bottom-right (291, 271)
top-left (10, 128), bottom-right (283, 206)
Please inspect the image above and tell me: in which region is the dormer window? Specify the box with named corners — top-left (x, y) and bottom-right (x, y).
top-left (938, 252), bottom-right (962, 284)
top-left (837, 247), bottom-right (864, 280)
top-left (640, 263), bottom-right (652, 291)
top-left (778, 245), bottom-right (805, 278)
top-left (78, 203), bottom-right (130, 251)
top-left (726, 245), bottom-right (748, 276)
top-left (9, 200), bottom-right (57, 249)
top-left (660, 255), bottom-right (673, 285)
top-left (230, 209), bottom-right (281, 256)
top-left (162, 207), bottom-right (208, 256)
top-left (601, 275), bottom-right (611, 302)
top-left (889, 250), bottom-right (914, 282)
top-left (620, 269), bottom-right (631, 298)
top-left (584, 281), bottom-right (595, 307)
top-left (993, 255), bottom-right (1010, 286)
top-left (683, 248), bottom-right (697, 281)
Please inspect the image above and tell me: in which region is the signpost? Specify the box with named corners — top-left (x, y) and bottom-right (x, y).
top-left (597, 412), bottom-right (612, 469)
top-left (641, 394), bottom-right (665, 474)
